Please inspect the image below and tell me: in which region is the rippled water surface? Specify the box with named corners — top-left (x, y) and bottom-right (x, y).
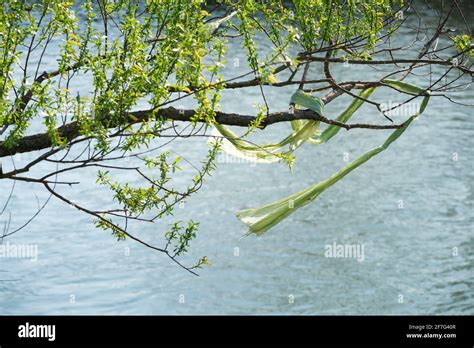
top-left (0, 2), bottom-right (472, 314)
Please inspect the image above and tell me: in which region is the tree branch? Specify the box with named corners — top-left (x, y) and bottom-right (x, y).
top-left (0, 106), bottom-right (402, 158)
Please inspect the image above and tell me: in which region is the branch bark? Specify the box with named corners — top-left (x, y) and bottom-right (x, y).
top-left (0, 106), bottom-right (402, 158)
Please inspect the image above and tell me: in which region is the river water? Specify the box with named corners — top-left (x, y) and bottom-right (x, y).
top-left (0, 2), bottom-right (472, 314)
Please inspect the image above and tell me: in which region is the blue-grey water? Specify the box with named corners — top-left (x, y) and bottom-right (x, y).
top-left (0, 3), bottom-right (473, 314)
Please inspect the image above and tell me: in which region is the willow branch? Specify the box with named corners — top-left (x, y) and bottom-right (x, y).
top-left (0, 106), bottom-right (403, 159)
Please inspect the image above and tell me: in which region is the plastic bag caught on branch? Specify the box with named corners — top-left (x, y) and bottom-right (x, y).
top-left (210, 80), bottom-right (430, 235)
